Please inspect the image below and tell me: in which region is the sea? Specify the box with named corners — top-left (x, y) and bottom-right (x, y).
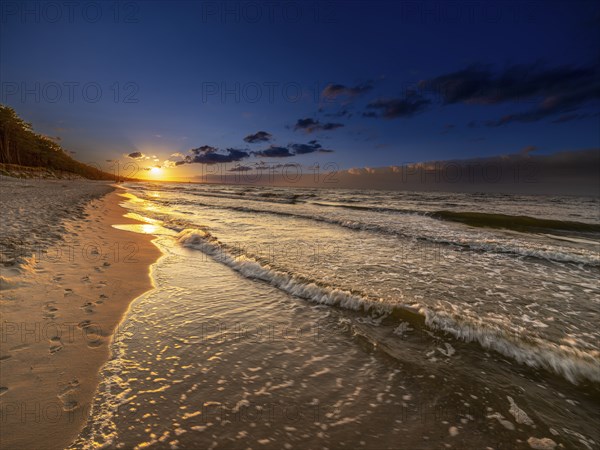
top-left (71, 183), bottom-right (600, 450)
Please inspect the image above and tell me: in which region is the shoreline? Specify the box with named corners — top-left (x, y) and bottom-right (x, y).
top-left (0, 187), bottom-right (161, 450)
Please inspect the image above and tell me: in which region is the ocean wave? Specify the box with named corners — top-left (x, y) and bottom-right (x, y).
top-left (431, 211), bottom-right (600, 233)
top-left (176, 228), bottom-right (600, 385)
top-left (157, 198), bottom-right (599, 266)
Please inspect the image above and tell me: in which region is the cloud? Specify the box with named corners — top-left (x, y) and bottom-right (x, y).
top-left (322, 82), bottom-right (373, 99)
top-left (228, 165), bottom-right (254, 172)
top-left (334, 149), bottom-right (599, 195)
top-left (185, 146), bottom-right (250, 164)
top-left (252, 140), bottom-right (335, 158)
top-left (243, 131), bottom-right (273, 143)
top-left (294, 118), bottom-right (344, 133)
top-left (127, 151), bottom-right (144, 159)
top-left (288, 140), bottom-right (333, 155)
top-left (175, 139), bottom-right (335, 166)
top-left (419, 62), bottom-right (600, 124)
top-left (364, 92), bottom-right (430, 119)
top-left (253, 146), bottom-right (294, 158)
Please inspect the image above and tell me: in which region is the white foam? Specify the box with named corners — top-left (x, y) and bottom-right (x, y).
top-left (177, 228), bottom-right (600, 385)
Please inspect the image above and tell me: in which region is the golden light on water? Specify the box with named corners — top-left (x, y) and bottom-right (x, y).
top-left (112, 223), bottom-right (160, 235)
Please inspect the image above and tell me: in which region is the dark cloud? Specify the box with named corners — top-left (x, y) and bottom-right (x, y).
top-left (253, 140), bottom-right (335, 157)
top-left (243, 131), bottom-right (273, 143)
top-left (288, 140), bottom-right (333, 155)
top-left (229, 165), bottom-right (253, 172)
top-left (322, 82), bottom-right (373, 99)
top-left (185, 146), bottom-right (250, 164)
top-left (294, 118), bottom-right (344, 133)
top-left (254, 146), bottom-right (294, 158)
top-left (191, 145), bottom-right (218, 155)
top-left (419, 62), bottom-right (600, 125)
top-left (175, 139), bottom-right (335, 165)
top-left (364, 92), bottom-right (430, 119)
top-left (127, 151), bottom-right (144, 159)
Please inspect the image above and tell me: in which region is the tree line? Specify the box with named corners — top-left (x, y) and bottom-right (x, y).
top-left (0, 104), bottom-right (129, 180)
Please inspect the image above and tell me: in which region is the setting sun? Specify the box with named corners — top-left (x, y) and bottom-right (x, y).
top-left (150, 167), bottom-right (162, 175)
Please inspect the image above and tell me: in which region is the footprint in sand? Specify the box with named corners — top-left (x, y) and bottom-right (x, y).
top-left (81, 275), bottom-right (91, 283)
top-left (77, 320), bottom-right (92, 329)
top-left (0, 387), bottom-right (8, 396)
top-left (64, 288), bottom-right (74, 297)
top-left (53, 275), bottom-right (63, 282)
top-left (57, 379), bottom-right (80, 412)
top-left (43, 302), bottom-right (58, 320)
top-left (0, 354), bottom-right (12, 361)
top-left (80, 301), bottom-right (96, 314)
top-left (78, 321), bottom-right (108, 348)
top-left (49, 336), bottom-right (63, 354)
top-left (44, 302), bottom-right (58, 312)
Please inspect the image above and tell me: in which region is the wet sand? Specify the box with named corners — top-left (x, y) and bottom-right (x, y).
top-left (0, 186), bottom-right (161, 450)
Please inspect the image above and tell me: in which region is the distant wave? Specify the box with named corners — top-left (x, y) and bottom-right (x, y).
top-left (177, 228), bottom-right (600, 385)
top-left (149, 197), bottom-right (600, 266)
top-left (432, 211), bottom-right (600, 234)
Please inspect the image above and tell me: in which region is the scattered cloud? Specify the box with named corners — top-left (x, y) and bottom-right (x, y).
top-left (228, 165), bottom-right (254, 172)
top-left (419, 62), bottom-right (600, 125)
top-left (294, 118), bottom-right (344, 133)
top-left (253, 146), bottom-right (294, 158)
top-left (184, 146), bottom-right (250, 164)
top-left (288, 140), bottom-right (333, 154)
top-left (243, 131), bottom-right (273, 143)
top-left (322, 82), bottom-right (373, 99)
top-left (364, 92), bottom-right (430, 119)
top-left (127, 152), bottom-right (144, 159)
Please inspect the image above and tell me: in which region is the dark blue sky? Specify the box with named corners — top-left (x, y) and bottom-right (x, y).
top-left (2, 0), bottom-right (599, 179)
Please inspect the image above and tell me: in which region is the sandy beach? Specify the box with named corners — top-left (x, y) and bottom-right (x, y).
top-left (0, 179), bottom-right (161, 450)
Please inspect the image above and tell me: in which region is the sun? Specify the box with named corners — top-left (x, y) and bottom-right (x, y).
top-left (150, 167), bottom-right (162, 175)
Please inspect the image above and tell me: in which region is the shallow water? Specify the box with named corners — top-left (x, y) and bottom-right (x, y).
top-left (72, 184), bottom-right (600, 449)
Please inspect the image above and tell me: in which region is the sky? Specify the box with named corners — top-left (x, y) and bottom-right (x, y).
top-left (1, 0), bottom-right (599, 183)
